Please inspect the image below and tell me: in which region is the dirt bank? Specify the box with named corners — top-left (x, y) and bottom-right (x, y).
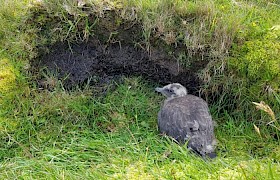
top-left (33, 38), bottom-right (207, 94)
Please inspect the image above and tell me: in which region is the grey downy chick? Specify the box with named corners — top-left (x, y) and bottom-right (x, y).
top-left (155, 83), bottom-right (217, 159)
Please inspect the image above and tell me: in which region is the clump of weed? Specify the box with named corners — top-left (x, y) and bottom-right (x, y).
top-left (123, 0), bottom-right (237, 57)
top-left (200, 1), bottom-right (280, 116)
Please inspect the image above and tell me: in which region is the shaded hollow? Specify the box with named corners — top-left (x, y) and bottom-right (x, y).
top-left (33, 38), bottom-right (208, 94)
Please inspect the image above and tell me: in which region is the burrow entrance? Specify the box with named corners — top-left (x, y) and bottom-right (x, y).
top-left (33, 38), bottom-right (208, 94)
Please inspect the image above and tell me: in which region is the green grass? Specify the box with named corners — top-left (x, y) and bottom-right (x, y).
top-left (1, 77), bottom-right (280, 179)
top-left (1, 0), bottom-right (280, 179)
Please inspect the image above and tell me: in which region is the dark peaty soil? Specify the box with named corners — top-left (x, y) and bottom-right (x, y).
top-left (33, 39), bottom-right (206, 94)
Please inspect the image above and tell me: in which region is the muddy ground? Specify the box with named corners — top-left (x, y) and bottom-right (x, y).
top-left (33, 38), bottom-right (207, 94)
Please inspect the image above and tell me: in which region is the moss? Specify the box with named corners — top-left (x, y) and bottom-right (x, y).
top-left (0, 59), bottom-right (19, 133)
top-left (229, 26), bottom-right (280, 95)
top-left (0, 59), bottom-right (17, 95)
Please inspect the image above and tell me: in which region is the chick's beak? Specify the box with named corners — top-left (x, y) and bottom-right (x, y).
top-left (155, 87), bottom-right (163, 93)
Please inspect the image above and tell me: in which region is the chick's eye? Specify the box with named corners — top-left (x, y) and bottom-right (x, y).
top-left (168, 89), bottom-right (174, 93)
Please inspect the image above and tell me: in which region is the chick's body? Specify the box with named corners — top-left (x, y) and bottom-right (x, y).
top-left (156, 83), bottom-right (217, 158)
